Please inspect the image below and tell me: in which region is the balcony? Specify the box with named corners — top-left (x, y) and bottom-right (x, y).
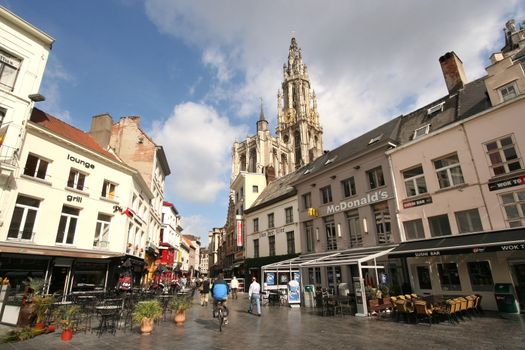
top-left (0, 144), bottom-right (18, 177)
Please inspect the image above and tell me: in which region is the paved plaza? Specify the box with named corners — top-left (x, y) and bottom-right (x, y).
top-left (1, 294), bottom-right (525, 350)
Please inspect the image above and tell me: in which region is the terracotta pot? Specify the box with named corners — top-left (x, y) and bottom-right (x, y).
top-left (174, 310), bottom-right (186, 326)
top-left (140, 317), bottom-right (154, 335)
top-left (47, 325), bottom-right (56, 333)
top-left (61, 329), bottom-right (73, 341)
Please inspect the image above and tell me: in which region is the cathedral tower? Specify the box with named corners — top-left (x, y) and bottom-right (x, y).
top-left (276, 37), bottom-right (324, 169)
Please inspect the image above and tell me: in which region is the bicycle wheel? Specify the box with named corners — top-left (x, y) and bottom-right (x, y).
top-left (218, 308), bottom-right (223, 332)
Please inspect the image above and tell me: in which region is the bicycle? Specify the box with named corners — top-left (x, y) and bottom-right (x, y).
top-left (215, 301), bottom-right (228, 332)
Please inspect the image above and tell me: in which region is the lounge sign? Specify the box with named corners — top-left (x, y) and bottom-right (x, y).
top-left (326, 190), bottom-right (388, 215)
top-left (488, 174), bottom-right (525, 191)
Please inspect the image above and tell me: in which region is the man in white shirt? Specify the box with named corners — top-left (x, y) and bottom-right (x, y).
top-left (248, 276), bottom-right (261, 316)
top-left (230, 276), bottom-right (239, 299)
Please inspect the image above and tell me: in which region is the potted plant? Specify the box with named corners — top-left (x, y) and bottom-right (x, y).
top-left (168, 295), bottom-right (191, 325)
top-left (132, 300), bottom-right (162, 335)
top-left (53, 304), bottom-right (80, 341)
top-left (32, 295), bottom-right (54, 329)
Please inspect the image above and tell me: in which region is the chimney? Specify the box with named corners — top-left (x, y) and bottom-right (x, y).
top-left (439, 51), bottom-right (468, 95)
top-left (89, 113), bottom-right (113, 148)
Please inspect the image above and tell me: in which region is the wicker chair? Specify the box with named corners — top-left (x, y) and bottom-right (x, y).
top-left (414, 300), bottom-right (433, 326)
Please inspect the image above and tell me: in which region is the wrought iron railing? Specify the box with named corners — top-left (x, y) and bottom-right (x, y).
top-left (0, 144), bottom-right (18, 167)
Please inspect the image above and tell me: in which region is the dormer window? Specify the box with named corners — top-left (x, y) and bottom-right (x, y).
top-left (499, 82), bottom-right (518, 102)
top-left (427, 102), bottom-right (445, 116)
top-left (368, 134), bottom-right (383, 145)
top-left (324, 156), bottom-right (337, 165)
top-left (413, 124), bottom-right (430, 140)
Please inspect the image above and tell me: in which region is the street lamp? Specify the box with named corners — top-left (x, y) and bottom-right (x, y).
top-left (28, 94), bottom-right (45, 102)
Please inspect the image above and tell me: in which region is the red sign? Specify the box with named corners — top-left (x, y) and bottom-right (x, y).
top-left (236, 220), bottom-right (243, 247)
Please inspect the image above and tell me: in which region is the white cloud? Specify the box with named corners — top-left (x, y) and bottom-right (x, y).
top-left (144, 0), bottom-right (524, 149)
top-left (39, 57), bottom-right (74, 122)
top-left (181, 214), bottom-right (210, 245)
top-left (151, 102), bottom-right (247, 203)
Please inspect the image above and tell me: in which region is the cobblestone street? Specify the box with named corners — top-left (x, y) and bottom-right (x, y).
top-left (2, 294), bottom-right (525, 350)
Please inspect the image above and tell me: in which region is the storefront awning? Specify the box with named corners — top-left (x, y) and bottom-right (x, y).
top-left (389, 227), bottom-right (525, 258)
top-left (261, 245), bottom-right (397, 270)
top-left (0, 242), bottom-right (124, 259)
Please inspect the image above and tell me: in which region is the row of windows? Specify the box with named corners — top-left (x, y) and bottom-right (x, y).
top-left (24, 153), bottom-right (118, 200)
top-left (252, 207), bottom-right (294, 232)
top-left (417, 261), bottom-right (494, 292)
top-left (252, 231), bottom-right (295, 258)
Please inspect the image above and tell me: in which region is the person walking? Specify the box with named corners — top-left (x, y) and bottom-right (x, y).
top-left (200, 277), bottom-right (210, 306)
top-left (230, 276), bottom-right (239, 299)
top-left (248, 276), bottom-right (261, 316)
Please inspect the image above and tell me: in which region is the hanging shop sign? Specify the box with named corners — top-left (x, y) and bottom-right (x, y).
top-left (488, 174), bottom-right (525, 191)
top-left (236, 219), bottom-right (243, 247)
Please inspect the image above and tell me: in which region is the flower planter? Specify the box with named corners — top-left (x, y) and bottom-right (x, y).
top-left (174, 310), bottom-right (186, 326)
top-left (140, 317), bottom-right (154, 335)
top-left (34, 322), bottom-right (45, 330)
top-left (60, 329), bottom-right (73, 341)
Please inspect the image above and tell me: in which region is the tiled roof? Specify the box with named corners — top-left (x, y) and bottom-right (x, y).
top-left (30, 108), bottom-right (116, 160)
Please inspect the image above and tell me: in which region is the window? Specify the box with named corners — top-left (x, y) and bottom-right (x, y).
top-left (403, 219), bottom-right (425, 240)
top-left (0, 49), bottom-right (21, 91)
top-left (427, 102), bottom-right (444, 116)
top-left (67, 169), bottom-right (86, 191)
top-left (267, 213), bottom-right (274, 229)
top-left (403, 166), bottom-right (427, 197)
top-left (434, 154), bottom-right (464, 189)
top-left (253, 218), bottom-right (259, 232)
top-left (285, 207), bottom-right (293, 224)
top-left (101, 180), bottom-right (116, 200)
top-left (341, 177), bottom-right (356, 197)
top-left (417, 266), bottom-right (432, 290)
top-left (324, 216), bottom-right (337, 250)
top-left (373, 202), bottom-right (392, 244)
top-left (413, 124), bottom-right (430, 139)
top-left (305, 220), bottom-right (314, 252)
top-left (254, 239), bottom-right (259, 258)
top-left (302, 192), bottom-right (312, 210)
top-left (501, 189), bottom-right (525, 227)
top-left (56, 205), bottom-right (80, 245)
top-left (7, 195), bottom-right (40, 241)
top-left (345, 211), bottom-right (363, 248)
top-left (94, 214), bottom-right (111, 248)
top-left (467, 261), bottom-right (494, 292)
top-left (455, 209), bottom-right (483, 233)
top-left (428, 214), bottom-right (452, 237)
top-left (485, 135), bottom-right (522, 176)
top-left (252, 185), bottom-right (259, 193)
top-left (0, 107), bottom-right (5, 125)
top-left (320, 185), bottom-right (333, 204)
top-left (499, 82), bottom-right (518, 102)
top-left (24, 154), bottom-right (49, 180)
top-left (367, 166), bottom-right (385, 189)
top-left (286, 231), bottom-right (295, 254)
top-left (269, 236), bottom-right (275, 256)
top-left (437, 263), bottom-right (461, 291)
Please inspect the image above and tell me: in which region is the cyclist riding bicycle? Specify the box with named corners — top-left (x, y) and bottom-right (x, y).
top-left (211, 272), bottom-right (230, 325)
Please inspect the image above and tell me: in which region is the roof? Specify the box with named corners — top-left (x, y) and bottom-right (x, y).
top-left (30, 108), bottom-right (117, 160)
top-left (389, 227), bottom-right (525, 257)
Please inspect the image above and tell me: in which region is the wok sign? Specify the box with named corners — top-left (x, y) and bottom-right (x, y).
top-left (488, 174), bottom-right (525, 191)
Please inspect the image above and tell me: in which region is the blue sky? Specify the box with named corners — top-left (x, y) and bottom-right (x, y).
top-left (2, 0), bottom-right (524, 245)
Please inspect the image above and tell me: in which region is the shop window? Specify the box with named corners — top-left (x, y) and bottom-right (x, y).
top-left (94, 213), bottom-right (111, 248)
top-left (500, 189), bottom-right (525, 227)
top-left (253, 239), bottom-right (259, 258)
top-left (101, 180), bottom-right (116, 200)
top-left (498, 82), bottom-right (518, 102)
top-left (455, 208), bottom-right (483, 233)
top-left (373, 202), bottom-right (392, 244)
top-left (467, 261), bottom-right (494, 292)
top-left (253, 218), bottom-right (259, 232)
top-left (56, 205), bottom-right (80, 245)
top-left (341, 176), bottom-right (356, 197)
top-left (23, 153), bottom-right (50, 180)
top-left (324, 216), bottom-right (337, 250)
top-left (433, 153), bottom-right (464, 189)
top-left (437, 263), bottom-right (461, 291)
top-left (67, 168), bottom-right (87, 191)
top-left (285, 207), bottom-right (293, 224)
top-left (367, 166), bottom-right (385, 189)
top-left (428, 214), bottom-right (452, 237)
top-left (302, 192), bottom-right (312, 210)
top-left (484, 135), bottom-right (522, 176)
top-left (0, 49), bottom-right (22, 91)
top-left (320, 185), bottom-right (333, 204)
top-left (7, 195), bottom-right (40, 241)
top-left (403, 219), bottom-right (425, 240)
top-left (286, 231), bottom-right (295, 254)
top-left (304, 220), bottom-right (314, 252)
top-left (345, 210), bottom-right (363, 248)
top-left (268, 236), bottom-right (275, 256)
top-left (267, 213), bottom-right (274, 229)
top-left (417, 266), bottom-right (432, 290)
top-left (402, 165), bottom-right (427, 197)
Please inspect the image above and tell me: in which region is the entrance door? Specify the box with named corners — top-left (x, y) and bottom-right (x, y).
top-left (512, 264), bottom-right (525, 312)
top-left (48, 266), bottom-right (70, 297)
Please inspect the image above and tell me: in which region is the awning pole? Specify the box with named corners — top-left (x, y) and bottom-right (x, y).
top-left (374, 257), bottom-right (379, 286)
top-left (358, 261), bottom-right (367, 316)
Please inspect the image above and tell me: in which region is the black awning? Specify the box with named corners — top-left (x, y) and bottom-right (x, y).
top-left (390, 227), bottom-right (525, 258)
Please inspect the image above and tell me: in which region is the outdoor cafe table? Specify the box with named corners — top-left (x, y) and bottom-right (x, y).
top-left (95, 305), bottom-right (120, 336)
